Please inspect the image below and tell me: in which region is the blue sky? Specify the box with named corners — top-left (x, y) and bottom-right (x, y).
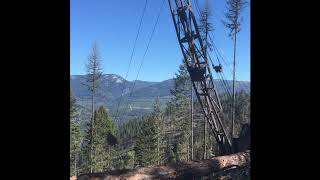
top-left (71, 0), bottom-right (250, 82)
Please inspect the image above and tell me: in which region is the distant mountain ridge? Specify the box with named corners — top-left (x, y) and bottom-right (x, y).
top-left (71, 74), bottom-right (250, 124)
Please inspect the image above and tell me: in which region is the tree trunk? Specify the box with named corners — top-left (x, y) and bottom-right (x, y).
top-left (74, 153), bottom-right (77, 176)
top-left (77, 150), bottom-right (250, 180)
top-left (190, 84), bottom-right (193, 161)
top-left (204, 118), bottom-right (207, 160)
top-left (231, 30), bottom-right (237, 142)
top-left (187, 139), bottom-right (189, 162)
top-left (157, 137), bottom-right (160, 165)
top-left (90, 91), bottom-right (95, 173)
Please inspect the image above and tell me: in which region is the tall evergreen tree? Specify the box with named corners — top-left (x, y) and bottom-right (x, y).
top-left (81, 106), bottom-right (117, 173)
top-left (92, 106), bottom-right (117, 172)
top-left (219, 91), bottom-right (250, 138)
top-left (168, 63), bottom-right (191, 162)
top-left (84, 42), bottom-right (104, 173)
top-left (135, 98), bottom-right (163, 166)
top-left (223, 0), bottom-right (248, 139)
top-left (114, 117), bottom-right (145, 169)
top-left (70, 89), bottom-right (81, 176)
top-left (70, 121), bottom-right (81, 176)
top-left (234, 90), bottom-right (250, 136)
top-left (163, 140), bottom-right (176, 165)
top-left (152, 98), bottom-right (162, 165)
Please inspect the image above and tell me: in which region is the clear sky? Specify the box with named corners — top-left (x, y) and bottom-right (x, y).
top-left (71, 0), bottom-right (250, 82)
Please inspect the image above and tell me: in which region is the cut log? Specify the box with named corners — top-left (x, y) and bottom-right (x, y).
top-left (78, 150), bottom-right (250, 180)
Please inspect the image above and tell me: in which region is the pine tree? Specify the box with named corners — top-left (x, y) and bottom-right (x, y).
top-left (70, 121), bottom-right (81, 176)
top-left (70, 89), bottom-right (81, 176)
top-left (163, 140), bottom-right (176, 165)
top-left (223, 0), bottom-right (248, 139)
top-left (114, 117), bottom-right (146, 169)
top-left (83, 42), bottom-right (104, 173)
top-left (123, 150), bottom-right (136, 169)
top-left (134, 116), bottom-right (151, 166)
top-left (80, 120), bottom-right (93, 173)
top-left (199, 0), bottom-right (213, 53)
top-left (81, 106), bottom-right (117, 173)
top-left (92, 106), bottom-right (117, 172)
top-left (135, 98), bottom-right (163, 167)
top-left (70, 89), bottom-right (77, 120)
top-left (219, 91), bottom-right (250, 138)
top-left (152, 98), bottom-right (162, 165)
top-left (234, 90), bottom-right (250, 136)
top-left (168, 63), bottom-right (191, 162)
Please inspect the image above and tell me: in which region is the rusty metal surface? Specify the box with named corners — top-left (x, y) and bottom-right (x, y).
top-left (168, 0), bottom-right (232, 155)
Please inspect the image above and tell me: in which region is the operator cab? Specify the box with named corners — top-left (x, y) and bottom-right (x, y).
top-left (187, 64), bottom-right (206, 82)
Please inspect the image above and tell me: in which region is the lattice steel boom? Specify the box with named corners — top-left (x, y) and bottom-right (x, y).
top-left (168, 0), bottom-right (233, 155)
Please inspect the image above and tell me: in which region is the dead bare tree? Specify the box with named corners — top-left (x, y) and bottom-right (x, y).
top-left (199, 0), bottom-right (213, 54)
top-left (223, 0), bottom-right (248, 143)
top-left (198, 0), bottom-right (213, 160)
top-left (84, 42), bottom-right (104, 173)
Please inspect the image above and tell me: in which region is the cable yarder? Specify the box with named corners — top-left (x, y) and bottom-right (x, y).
top-left (168, 0), bottom-right (233, 155)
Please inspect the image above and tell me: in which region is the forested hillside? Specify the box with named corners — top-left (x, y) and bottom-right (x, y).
top-left (71, 74), bottom-right (250, 125)
top-left (70, 0), bottom-right (250, 179)
top-left (71, 64), bottom-right (250, 179)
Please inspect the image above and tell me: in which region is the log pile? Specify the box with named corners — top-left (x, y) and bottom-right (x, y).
top-left (77, 150), bottom-right (250, 180)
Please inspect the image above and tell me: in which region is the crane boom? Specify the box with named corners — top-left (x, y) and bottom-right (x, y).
top-left (167, 0), bottom-right (233, 155)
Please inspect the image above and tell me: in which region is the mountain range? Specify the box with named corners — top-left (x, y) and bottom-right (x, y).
top-left (71, 74), bottom-right (250, 125)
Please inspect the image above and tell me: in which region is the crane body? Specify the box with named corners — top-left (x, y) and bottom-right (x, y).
top-left (167, 0), bottom-right (233, 155)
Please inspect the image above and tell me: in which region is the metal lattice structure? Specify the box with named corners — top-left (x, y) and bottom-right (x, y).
top-left (168, 0), bottom-right (232, 155)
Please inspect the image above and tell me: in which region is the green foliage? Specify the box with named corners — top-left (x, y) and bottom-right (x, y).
top-left (71, 74), bottom-right (250, 124)
top-left (135, 98), bottom-right (163, 167)
top-left (142, 65), bottom-right (189, 165)
top-left (80, 106), bottom-right (118, 173)
top-left (235, 90), bottom-right (250, 124)
top-left (72, 64), bottom-right (250, 176)
top-left (70, 89), bottom-right (81, 176)
top-left (70, 89), bottom-right (77, 120)
top-left (171, 64), bottom-right (191, 97)
top-left (171, 64), bottom-right (191, 162)
top-left (118, 118), bottom-right (144, 149)
top-left (220, 90), bottom-right (250, 138)
top-left (79, 119), bottom-right (92, 173)
top-left (70, 121), bottom-right (81, 176)
top-left (123, 150), bottom-right (135, 168)
top-left (163, 140), bottom-right (176, 165)
top-left (109, 117), bottom-right (144, 169)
